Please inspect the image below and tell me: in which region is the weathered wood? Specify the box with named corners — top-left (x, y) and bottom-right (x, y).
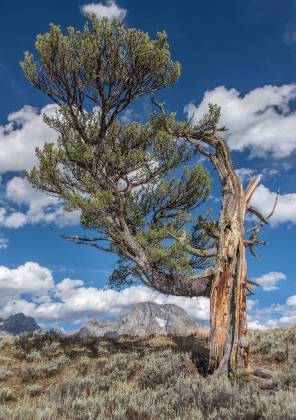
top-left (153, 101), bottom-right (265, 375)
top-left (188, 135), bottom-right (257, 374)
top-left (248, 366), bottom-right (277, 379)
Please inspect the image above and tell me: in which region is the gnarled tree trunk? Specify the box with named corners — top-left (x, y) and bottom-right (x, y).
top-left (153, 101), bottom-right (271, 375)
top-left (206, 139), bottom-right (260, 374)
top-left (184, 134), bottom-right (261, 374)
top-left (208, 156), bottom-right (247, 373)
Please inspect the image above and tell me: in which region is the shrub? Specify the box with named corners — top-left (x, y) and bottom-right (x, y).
top-left (26, 383), bottom-right (44, 397)
top-left (0, 326), bottom-right (295, 419)
top-left (0, 367), bottom-right (13, 381)
top-left (0, 387), bottom-right (15, 402)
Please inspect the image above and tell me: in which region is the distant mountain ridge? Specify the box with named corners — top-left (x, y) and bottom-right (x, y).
top-left (70, 318), bottom-right (117, 338)
top-left (0, 313), bottom-right (41, 336)
top-left (70, 302), bottom-right (197, 338)
top-left (0, 303), bottom-right (197, 338)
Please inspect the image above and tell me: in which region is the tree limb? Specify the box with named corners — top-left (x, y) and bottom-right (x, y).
top-left (168, 231), bottom-right (217, 258)
top-left (247, 206), bottom-right (269, 224)
top-left (245, 175), bottom-right (262, 204)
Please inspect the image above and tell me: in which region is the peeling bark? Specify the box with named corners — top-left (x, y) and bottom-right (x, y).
top-left (152, 101), bottom-right (269, 375)
top-left (187, 136), bottom-right (259, 374)
top-left (208, 140), bottom-right (248, 373)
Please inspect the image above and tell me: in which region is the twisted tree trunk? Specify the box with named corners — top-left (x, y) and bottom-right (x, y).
top-left (184, 134), bottom-right (261, 374)
top-left (207, 139), bottom-right (259, 374)
top-left (152, 100), bottom-right (273, 374)
top-left (208, 150), bottom-right (247, 373)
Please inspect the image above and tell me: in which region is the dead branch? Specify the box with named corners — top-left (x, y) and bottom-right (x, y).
top-left (247, 206), bottom-right (269, 224)
top-left (245, 175), bottom-right (262, 204)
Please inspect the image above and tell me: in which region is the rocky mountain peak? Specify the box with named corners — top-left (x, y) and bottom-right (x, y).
top-left (0, 313), bottom-right (41, 336)
top-left (118, 302), bottom-right (196, 336)
top-left (70, 302), bottom-right (197, 338)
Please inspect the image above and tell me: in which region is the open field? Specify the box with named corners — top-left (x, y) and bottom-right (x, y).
top-left (0, 326), bottom-right (295, 419)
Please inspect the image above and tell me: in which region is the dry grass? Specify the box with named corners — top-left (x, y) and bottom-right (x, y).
top-left (0, 327), bottom-right (295, 419)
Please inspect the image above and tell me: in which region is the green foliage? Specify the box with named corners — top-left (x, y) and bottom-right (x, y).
top-left (21, 17), bottom-right (180, 124)
top-left (22, 17), bottom-right (217, 290)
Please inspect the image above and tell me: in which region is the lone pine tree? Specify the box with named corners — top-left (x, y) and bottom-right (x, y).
top-left (21, 17), bottom-right (274, 374)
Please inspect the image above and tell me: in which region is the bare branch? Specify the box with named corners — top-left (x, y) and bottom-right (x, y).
top-left (247, 206), bottom-right (269, 224)
top-left (61, 235), bottom-right (112, 242)
top-left (245, 175), bottom-right (262, 204)
top-left (60, 234), bottom-right (115, 253)
top-left (247, 188), bottom-right (279, 224)
top-left (185, 136), bottom-right (213, 159)
top-left (266, 188), bottom-right (280, 219)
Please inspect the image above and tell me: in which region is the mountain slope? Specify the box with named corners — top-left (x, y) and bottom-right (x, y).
top-left (71, 302), bottom-right (197, 337)
top-left (0, 313), bottom-right (41, 336)
top-left (117, 302), bottom-right (197, 336)
top-left (71, 317), bottom-right (117, 338)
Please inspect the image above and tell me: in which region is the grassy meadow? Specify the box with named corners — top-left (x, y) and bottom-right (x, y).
top-left (0, 326), bottom-right (295, 419)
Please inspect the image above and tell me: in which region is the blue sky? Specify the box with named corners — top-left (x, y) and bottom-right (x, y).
top-left (0, 0), bottom-right (295, 330)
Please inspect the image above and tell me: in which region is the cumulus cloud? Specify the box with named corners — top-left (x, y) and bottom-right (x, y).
top-left (251, 184), bottom-right (296, 226)
top-left (247, 290), bottom-right (296, 329)
top-left (253, 272), bottom-right (286, 291)
top-left (0, 208), bottom-right (27, 229)
top-left (0, 105), bottom-right (57, 173)
top-left (185, 84), bottom-right (296, 158)
top-left (32, 283), bottom-right (210, 325)
top-left (6, 176), bottom-right (58, 209)
top-left (81, 1), bottom-right (127, 21)
top-left (0, 262), bottom-right (210, 327)
top-left (1, 262), bottom-right (293, 331)
top-left (0, 177), bottom-right (80, 228)
top-left (0, 262), bottom-right (54, 299)
top-left (286, 295), bottom-right (296, 306)
top-left (0, 103), bottom-right (80, 229)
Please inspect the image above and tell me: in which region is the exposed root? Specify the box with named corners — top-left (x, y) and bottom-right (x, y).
top-left (243, 365), bottom-right (277, 379)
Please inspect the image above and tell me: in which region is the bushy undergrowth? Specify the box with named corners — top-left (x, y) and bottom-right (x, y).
top-left (0, 327), bottom-right (295, 419)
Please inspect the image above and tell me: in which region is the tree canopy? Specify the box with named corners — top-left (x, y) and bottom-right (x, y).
top-left (22, 17), bottom-right (217, 297)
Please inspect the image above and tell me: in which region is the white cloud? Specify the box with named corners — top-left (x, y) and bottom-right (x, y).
top-left (0, 262), bottom-right (210, 327)
top-left (236, 167), bottom-right (279, 185)
top-left (120, 109), bottom-right (139, 124)
top-left (0, 105), bottom-right (57, 173)
top-left (251, 184), bottom-right (296, 226)
top-left (253, 271), bottom-right (286, 291)
top-left (185, 84), bottom-right (296, 158)
top-left (286, 295), bottom-right (296, 306)
top-left (81, 1), bottom-right (127, 21)
top-left (0, 262), bottom-right (54, 299)
top-left (0, 237), bottom-right (9, 250)
top-left (31, 284), bottom-right (210, 325)
top-left (247, 291), bottom-right (296, 329)
top-left (54, 278), bottom-right (84, 300)
top-left (0, 103), bottom-right (80, 229)
top-left (247, 299), bottom-right (257, 311)
top-left (1, 299), bottom-right (37, 320)
top-left (6, 176), bottom-right (58, 210)
top-left (0, 177), bottom-right (80, 228)
top-left (0, 262), bottom-right (293, 331)
top-left (248, 320), bottom-right (267, 330)
top-left (0, 209), bottom-right (27, 228)
top-left (236, 168), bottom-right (256, 183)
